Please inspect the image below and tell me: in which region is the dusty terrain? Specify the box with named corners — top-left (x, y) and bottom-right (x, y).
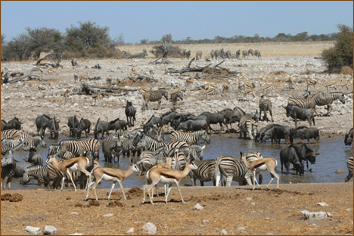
top-left (1, 183), bottom-right (353, 235)
top-left (1, 41), bottom-right (353, 139)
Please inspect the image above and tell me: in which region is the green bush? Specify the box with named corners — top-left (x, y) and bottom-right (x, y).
top-left (322, 25), bottom-right (353, 73)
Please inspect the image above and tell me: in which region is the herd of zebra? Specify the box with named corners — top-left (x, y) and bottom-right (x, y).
top-left (178, 48), bottom-right (261, 60)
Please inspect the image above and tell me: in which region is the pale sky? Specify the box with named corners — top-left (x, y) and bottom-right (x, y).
top-left (1, 1), bottom-right (353, 44)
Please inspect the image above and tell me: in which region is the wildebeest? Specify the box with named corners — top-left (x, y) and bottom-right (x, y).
top-left (6, 117), bottom-right (22, 130)
top-left (290, 126), bottom-right (320, 144)
top-left (24, 148), bottom-right (43, 166)
top-left (258, 124), bottom-right (292, 144)
top-left (236, 50), bottom-right (241, 59)
top-left (76, 118), bottom-right (91, 138)
top-left (160, 111), bottom-right (179, 133)
top-left (14, 160), bottom-right (34, 177)
top-left (280, 144), bottom-right (317, 175)
top-left (170, 91), bottom-right (183, 111)
top-left (200, 111), bottom-right (227, 133)
top-left (280, 145), bottom-right (304, 175)
top-left (142, 89), bottom-right (168, 111)
top-left (143, 115), bottom-right (162, 133)
top-left (94, 118), bottom-right (109, 139)
top-left (1, 150), bottom-right (16, 190)
top-left (254, 50), bottom-right (261, 58)
top-left (108, 118), bottom-right (128, 136)
top-left (102, 137), bottom-right (123, 163)
top-left (344, 128), bottom-right (353, 146)
top-left (125, 100), bottom-right (136, 126)
top-left (35, 115), bottom-right (60, 139)
top-left (1, 119), bottom-right (9, 131)
top-left (174, 119), bottom-right (210, 132)
top-left (285, 106), bottom-right (315, 129)
top-left (68, 115), bottom-right (79, 138)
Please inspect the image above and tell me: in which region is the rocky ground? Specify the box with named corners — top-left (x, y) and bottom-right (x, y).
top-left (1, 42), bottom-right (353, 138)
top-left (1, 183), bottom-right (353, 235)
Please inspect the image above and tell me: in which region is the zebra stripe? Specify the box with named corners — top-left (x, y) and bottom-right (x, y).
top-left (214, 155), bottom-right (252, 186)
top-left (1, 137), bottom-right (23, 154)
top-left (1, 129), bottom-right (22, 139)
top-left (288, 97), bottom-right (316, 110)
top-left (313, 92), bottom-right (346, 115)
top-left (345, 157), bottom-right (353, 182)
top-left (170, 130), bottom-right (210, 145)
top-left (189, 144), bottom-right (205, 160)
top-left (189, 159), bottom-right (216, 186)
top-left (58, 138), bottom-right (100, 160)
top-left (21, 165), bottom-right (49, 186)
top-left (142, 89), bottom-right (168, 110)
top-left (243, 152), bottom-right (264, 185)
top-left (239, 115), bottom-right (258, 140)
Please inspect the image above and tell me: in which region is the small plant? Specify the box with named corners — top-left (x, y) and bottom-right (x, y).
top-left (322, 24), bottom-right (353, 73)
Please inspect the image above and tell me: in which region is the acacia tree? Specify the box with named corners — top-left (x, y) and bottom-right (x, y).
top-left (322, 24), bottom-right (353, 73)
top-left (2, 34), bottom-right (31, 61)
top-left (25, 27), bottom-right (64, 59)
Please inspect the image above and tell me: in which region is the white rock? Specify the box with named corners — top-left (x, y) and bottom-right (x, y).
top-left (44, 225), bottom-right (57, 235)
top-left (245, 197), bottom-right (252, 200)
top-left (25, 226), bottom-right (42, 235)
top-left (193, 203), bottom-right (204, 210)
top-left (69, 233), bottom-right (83, 235)
top-left (69, 212), bottom-right (79, 215)
top-left (143, 222), bottom-right (157, 235)
top-left (104, 213), bottom-right (114, 217)
top-left (317, 202), bottom-right (328, 207)
top-left (126, 227), bottom-right (134, 233)
top-left (237, 227), bottom-right (246, 231)
top-left (300, 210), bottom-right (333, 220)
top-left (219, 229), bottom-right (227, 235)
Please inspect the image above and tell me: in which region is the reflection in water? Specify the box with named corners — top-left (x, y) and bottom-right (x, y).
top-left (8, 136), bottom-right (353, 190)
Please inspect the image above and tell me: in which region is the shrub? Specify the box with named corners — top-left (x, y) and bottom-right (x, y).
top-left (322, 25), bottom-right (353, 73)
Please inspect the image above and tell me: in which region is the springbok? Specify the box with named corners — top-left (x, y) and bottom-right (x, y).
top-left (240, 152), bottom-right (279, 190)
top-left (169, 87), bottom-right (181, 95)
top-left (307, 79), bottom-right (317, 91)
top-left (323, 82), bottom-right (337, 94)
top-left (222, 84), bottom-right (229, 93)
top-left (261, 84), bottom-right (273, 94)
top-left (62, 90), bottom-right (69, 103)
top-left (241, 89), bottom-right (256, 99)
top-left (46, 155), bottom-right (92, 192)
top-left (149, 70), bottom-right (154, 75)
top-left (90, 91), bottom-right (101, 106)
top-left (79, 75), bottom-right (88, 81)
top-left (341, 81), bottom-right (350, 90)
top-left (143, 160), bottom-right (197, 205)
top-left (139, 88), bottom-right (151, 94)
top-left (240, 82), bottom-right (256, 90)
top-left (286, 77), bottom-right (294, 89)
top-left (205, 84), bottom-right (219, 90)
top-left (85, 164), bottom-right (140, 201)
top-left (203, 88), bottom-right (216, 95)
top-left (130, 71), bottom-right (141, 77)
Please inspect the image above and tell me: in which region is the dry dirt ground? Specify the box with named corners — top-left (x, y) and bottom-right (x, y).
top-left (1, 42), bottom-right (353, 139)
top-left (1, 183), bottom-right (353, 235)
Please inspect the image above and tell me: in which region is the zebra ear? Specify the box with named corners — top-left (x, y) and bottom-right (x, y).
top-left (240, 151), bottom-right (243, 157)
top-left (201, 145), bottom-right (205, 149)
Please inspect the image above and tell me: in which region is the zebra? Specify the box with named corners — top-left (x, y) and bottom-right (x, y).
top-left (225, 50), bottom-right (232, 59)
top-left (189, 144), bottom-right (205, 160)
top-left (344, 128), bottom-right (353, 146)
top-left (142, 89), bottom-right (168, 111)
top-left (242, 152), bottom-right (264, 185)
top-left (170, 130), bottom-right (210, 145)
top-left (20, 165), bottom-right (49, 187)
top-left (1, 137), bottom-right (23, 155)
top-left (18, 133), bottom-right (46, 150)
top-left (136, 149), bottom-right (165, 175)
top-left (287, 97), bottom-right (318, 115)
top-left (236, 50), bottom-right (241, 59)
top-left (189, 159), bottom-right (216, 186)
top-left (239, 115), bottom-right (258, 140)
top-left (259, 95), bottom-right (274, 122)
top-left (312, 92), bottom-right (346, 116)
top-left (213, 154), bottom-right (253, 187)
top-left (242, 50), bottom-right (249, 59)
top-left (196, 50), bottom-right (202, 60)
top-left (58, 138), bottom-right (100, 160)
top-left (1, 150), bottom-right (16, 190)
top-left (170, 91), bottom-right (183, 111)
top-left (1, 129), bottom-right (22, 139)
top-left (345, 157), bottom-right (353, 182)
top-left (254, 50), bottom-right (261, 58)
top-left (248, 49), bottom-right (254, 57)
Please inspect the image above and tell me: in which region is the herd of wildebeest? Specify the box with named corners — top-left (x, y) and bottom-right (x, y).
top-left (1, 50), bottom-right (353, 204)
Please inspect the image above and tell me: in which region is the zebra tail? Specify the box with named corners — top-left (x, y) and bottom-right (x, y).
top-left (213, 162), bottom-right (221, 186)
top-left (312, 116), bottom-right (315, 126)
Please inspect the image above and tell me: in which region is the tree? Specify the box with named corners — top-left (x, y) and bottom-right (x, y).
top-left (25, 27), bottom-right (64, 59)
top-left (2, 34), bottom-right (31, 61)
top-left (1, 33), bottom-right (5, 47)
top-left (161, 34), bottom-right (173, 43)
top-left (322, 24), bottom-right (353, 73)
top-left (140, 39), bottom-right (149, 44)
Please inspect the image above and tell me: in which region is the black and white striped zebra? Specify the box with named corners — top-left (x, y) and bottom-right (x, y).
top-left (1, 137), bottom-right (23, 155)
top-left (239, 115), bottom-right (258, 140)
top-left (259, 95), bottom-right (274, 122)
top-left (20, 165), bottom-right (49, 187)
top-left (312, 92), bottom-right (346, 116)
top-left (242, 151), bottom-right (264, 185)
top-left (1, 129), bottom-right (22, 139)
top-left (170, 130), bottom-right (210, 145)
top-left (136, 149), bottom-right (165, 175)
top-left (1, 150), bottom-right (16, 190)
top-left (58, 138), bottom-right (100, 160)
top-left (287, 97), bottom-right (318, 115)
top-left (142, 89), bottom-right (168, 111)
top-left (19, 134), bottom-right (46, 150)
top-left (213, 154), bottom-right (253, 187)
top-left (345, 128), bottom-right (353, 146)
top-left (345, 157), bottom-right (353, 182)
top-left (189, 144), bottom-right (205, 160)
top-left (189, 159), bottom-right (216, 186)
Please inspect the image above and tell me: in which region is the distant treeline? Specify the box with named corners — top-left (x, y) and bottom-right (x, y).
top-left (0, 20), bottom-right (345, 62)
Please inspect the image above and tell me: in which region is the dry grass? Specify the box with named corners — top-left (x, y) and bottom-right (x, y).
top-left (118, 41), bottom-right (335, 58)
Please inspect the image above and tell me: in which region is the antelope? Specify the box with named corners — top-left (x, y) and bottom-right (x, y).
top-left (205, 83), bottom-right (219, 90)
top-left (63, 90), bottom-right (69, 103)
top-left (240, 152), bottom-right (279, 190)
top-left (186, 78), bottom-right (194, 84)
top-left (307, 79), bottom-right (317, 91)
top-left (222, 84), bottom-right (229, 93)
top-left (130, 71), bottom-right (141, 77)
top-left (241, 89), bottom-right (256, 98)
top-left (286, 77), bottom-right (294, 89)
top-left (323, 82), bottom-right (337, 93)
top-left (85, 164), bottom-right (140, 201)
top-left (169, 87), bottom-right (181, 94)
top-left (142, 159), bottom-right (198, 205)
top-left (46, 155), bottom-right (92, 192)
top-left (139, 87), bottom-right (151, 94)
top-left (79, 75), bottom-right (88, 81)
top-left (74, 73), bottom-right (78, 82)
top-left (261, 84), bottom-right (273, 94)
top-left (203, 88), bottom-right (216, 95)
top-left (240, 82), bottom-right (256, 90)
top-left (106, 77), bottom-right (112, 86)
top-left (48, 68), bottom-right (57, 74)
top-left (90, 91), bottom-right (101, 106)
top-left (149, 70), bottom-right (154, 75)
top-left (341, 81), bottom-right (350, 90)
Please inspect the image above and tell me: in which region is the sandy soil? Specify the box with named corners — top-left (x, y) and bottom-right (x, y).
top-left (1, 183), bottom-right (353, 235)
top-left (1, 42), bottom-right (353, 139)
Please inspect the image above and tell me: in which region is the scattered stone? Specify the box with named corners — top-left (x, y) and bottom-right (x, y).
top-left (300, 210), bottom-right (333, 220)
top-left (203, 220), bottom-right (209, 223)
top-left (237, 227), bottom-right (246, 231)
top-left (143, 222), bottom-right (157, 235)
top-left (104, 213), bottom-right (114, 217)
top-left (317, 202), bottom-right (328, 206)
top-left (44, 225), bottom-right (57, 235)
top-left (346, 208), bottom-right (351, 212)
top-left (69, 233), bottom-right (83, 235)
top-left (251, 202), bottom-right (256, 205)
top-left (335, 168), bottom-right (346, 174)
top-left (25, 226), bottom-right (42, 235)
top-left (193, 203), bottom-right (204, 210)
top-left (69, 212), bottom-right (79, 215)
top-left (265, 233), bottom-right (273, 235)
top-left (195, 232), bottom-right (202, 235)
top-left (126, 227), bottom-right (134, 233)
top-left (245, 197), bottom-right (252, 200)
top-left (219, 229), bottom-right (228, 235)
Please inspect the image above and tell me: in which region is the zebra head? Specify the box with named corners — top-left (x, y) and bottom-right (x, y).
top-left (339, 93), bottom-right (346, 104)
top-left (200, 130), bottom-right (211, 144)
top-left (1, 150), bottom-right (15, 166)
